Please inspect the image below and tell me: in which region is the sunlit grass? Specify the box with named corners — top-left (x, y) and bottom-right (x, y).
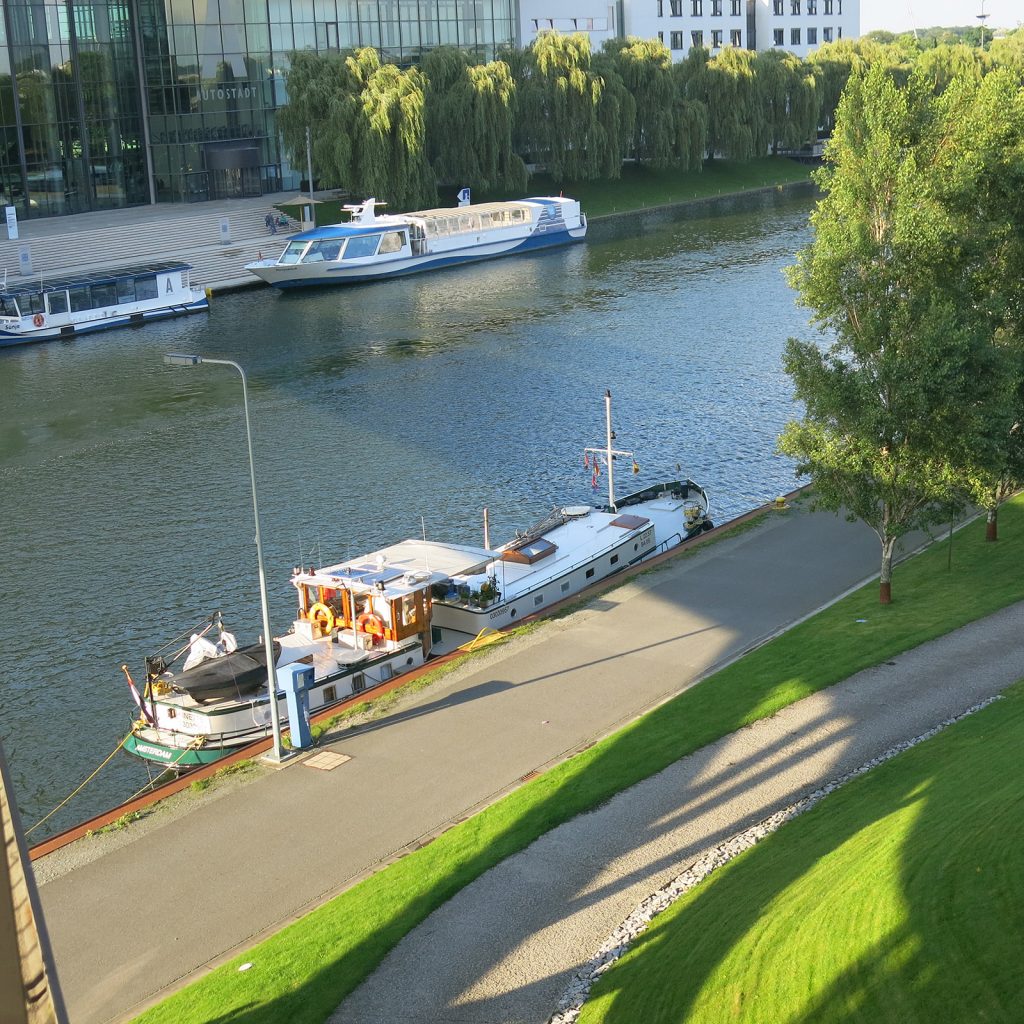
top-left (131, 498), bottom-right (1024, 1024)
top-left (579, 684), bottom-right (1024, 1024)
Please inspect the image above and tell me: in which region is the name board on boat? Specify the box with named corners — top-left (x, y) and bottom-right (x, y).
top-left (4, 205), bottom-right (17, 240)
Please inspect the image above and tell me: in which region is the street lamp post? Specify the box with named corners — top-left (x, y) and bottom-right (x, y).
top-left (163, 353), bottom-right (285, 763)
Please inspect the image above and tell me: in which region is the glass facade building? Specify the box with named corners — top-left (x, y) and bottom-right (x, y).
top-left (0, 0), bottom-right (516, 220)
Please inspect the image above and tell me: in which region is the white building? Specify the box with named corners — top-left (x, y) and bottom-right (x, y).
top-left (519, 0), bottom-right (859, 61)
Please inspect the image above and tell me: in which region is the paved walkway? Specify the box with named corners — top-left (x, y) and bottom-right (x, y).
top-left (332, 605), bottom-right (1024, 1024)
top-left (34, 506), bottom-right (953, 1023)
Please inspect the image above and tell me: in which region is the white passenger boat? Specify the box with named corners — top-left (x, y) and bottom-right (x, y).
top-left (0, 262), bottom-right (208, 346)
top-left (122, 392), bottom-right (710, 771)
top-left (244, 195), bottom-right (587, 289)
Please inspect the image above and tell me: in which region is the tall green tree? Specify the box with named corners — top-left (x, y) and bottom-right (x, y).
top-left (780, 64), bottom-right (1011, 603)
top-left (602, 37), bottom-right (673, 166)
top-left (755, 49), bottom-right (817, 154)
top-left (687, 46), bottom-right (759, 161)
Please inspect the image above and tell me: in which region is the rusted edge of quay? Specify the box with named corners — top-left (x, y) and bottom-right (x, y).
top-left (29, 484), bottom-right (808, 861)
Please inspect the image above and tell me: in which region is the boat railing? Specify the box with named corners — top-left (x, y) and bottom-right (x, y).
top-left (654, 531), bottom-right (683, 556)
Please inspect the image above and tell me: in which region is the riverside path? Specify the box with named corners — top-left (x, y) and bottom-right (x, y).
top-left (37, 503), bottom-right (892, 1023)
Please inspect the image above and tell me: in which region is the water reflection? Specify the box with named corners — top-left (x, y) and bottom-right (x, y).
top-left (0, 187), bottom-right (817, 835)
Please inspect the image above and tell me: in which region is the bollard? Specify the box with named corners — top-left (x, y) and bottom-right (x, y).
top-left (774, 495), bottom-right (787, 510)
top-left (277, 663), bottom-right (314, 750)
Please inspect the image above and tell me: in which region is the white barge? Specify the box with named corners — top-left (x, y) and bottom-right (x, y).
top-left (122, 392), bottom-right (710, 771)
top-left (0, 262), bottom-right (208, 346)
top-left (244, 195), bottom-right (587, 289)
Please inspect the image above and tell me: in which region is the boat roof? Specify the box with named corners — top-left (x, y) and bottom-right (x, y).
top-left (294, 539), bottom-right (498, 596)
top-left (290, 197), bottom-right (574, 243)
top-left (1, 261), bottom-right (193, 297)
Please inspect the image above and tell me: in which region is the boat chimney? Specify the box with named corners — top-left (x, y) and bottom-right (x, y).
top-left (483, 507), bottom-right (491, 549)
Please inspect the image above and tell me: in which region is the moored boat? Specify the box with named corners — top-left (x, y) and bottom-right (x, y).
top-left (122, 392), bottom-right (710, 771)
top-left (244, 195), bottom-right (587, 289)
top-left (0, 262), bottom-right (208, 347)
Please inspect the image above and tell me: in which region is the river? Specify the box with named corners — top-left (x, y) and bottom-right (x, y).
top-left (0, 184), bottom-right (818, 837)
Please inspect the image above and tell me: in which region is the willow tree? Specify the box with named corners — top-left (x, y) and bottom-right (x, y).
top-left (515, 31), bottom-right (605, 181)
top-left (601, 38), bottom-right (673, 166)
top-left (780, 64), bottom-right (1012, 603)
top-left (683, 45), bottom-right (759, 161)
top-left (916, 43), bottom-right (988, 95)
top-left (755, 49), bottom-right (817, 154)
top-left (590, 48), bottom-right (634, 177)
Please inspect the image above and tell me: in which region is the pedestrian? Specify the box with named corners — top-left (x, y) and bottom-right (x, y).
top-left (265, 211), bottom-right (277, 234)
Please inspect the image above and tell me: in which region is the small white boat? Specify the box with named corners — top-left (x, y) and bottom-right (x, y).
top-left (244, 195), bottom-right (587, 289)
top-left (122, 392), bottom-right (710, 770)
top-left (0, 262), bottom-right (208, 346)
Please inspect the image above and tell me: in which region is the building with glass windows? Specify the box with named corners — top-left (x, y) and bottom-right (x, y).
top-left (1, 0), bottom-right (517, 220)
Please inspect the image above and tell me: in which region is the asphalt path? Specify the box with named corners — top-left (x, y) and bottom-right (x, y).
top-left (37, 505), bottom-right (892, 1023)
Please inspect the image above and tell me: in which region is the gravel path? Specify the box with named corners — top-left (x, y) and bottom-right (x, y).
top-left (332, 602), bottom-right (1024, 1024)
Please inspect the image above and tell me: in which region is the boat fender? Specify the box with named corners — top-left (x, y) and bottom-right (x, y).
top-left (356, 612), bottom-right (386, 639)
top-left (33, 313), bottom-right (45, 328)
top-left (308, 601), bottom-right (335, 635)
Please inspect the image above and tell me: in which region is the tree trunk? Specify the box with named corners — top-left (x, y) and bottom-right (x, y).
top-left (879, 536), bottom-right (896, 605)
top-left (986, 507), bottom-right (998, 542)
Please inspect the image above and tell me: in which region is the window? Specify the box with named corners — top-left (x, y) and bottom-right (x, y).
top-left (280, 240), bottom-right (308, 265)
top-left (838, 25), bottom-right (842, 37)
top-left (534, 595), bottom-right (544, 606)
top-left (585, 567), bottom-right (596, 579)
top-left (731, 0), bottom-right (741, 12)
top-left (352, 673), bottom-right (365, 693)
top-left (838, 0), bottom-right (842, 11)
top-left (90, 283), bottom-right (117, 308)
top-left (691, 0), bottom-right (702, 14)
top-left (378, 231), bottom-right (405, 254)
top-left (791, 27), bottom-right (801, 43)
top-left (670, 0), bottom-right (682, 15)
top-left (46, 291), bottom-right (68, 315)
top-left (807, 26), bottom-right (817, 43)
top-left (658, 30), bottom-right (664, 41)
top-left (561, 581), bottom-right (571, 592)
top-left (691, 29), bottom-right (703, 46)
top-left (610, 554), bottom-right (619, 566)
top-left (773, 0), bottom-right (783, 13)
top-left (136, 276), bottom-right (158, 301)
top-left (730, 27), bottom-right (742, 44)
top-left (824, 0), bottom-right (832, 11)
top-left (791, 0), bottom-right (800, 12)
top-left (823, 25), bottom-right (832, 40)
top-left (711, 28), bottom-right (722, 46)
top-left (342, 234), bottom-right (381, 259)
top-left (670, 30), bottom-right (684, 47)
top-left (117, 278), bottom-right (136, 304)
top-left (323, 685), bottom-right (336, 702)
top-left (773, 27), bottom-right (784, 44)
top-left (710, 0), bottom-right (721, 14)
top-left (657, 0), bottom-right (663, 14)
top-left (69, 286), bottom-right (91, 312)
top-left (807, 0), bottom-right (816, 11)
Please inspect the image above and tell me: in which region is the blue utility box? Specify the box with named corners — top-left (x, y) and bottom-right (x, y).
top-left (277, 663), bottom-right (314, 750)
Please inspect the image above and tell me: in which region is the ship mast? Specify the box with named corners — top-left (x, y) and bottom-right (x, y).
top-left (584, 389), bottom-right (634, 512)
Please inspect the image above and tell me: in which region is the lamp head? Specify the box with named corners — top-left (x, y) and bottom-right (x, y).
top-left (164, 353), bottom-right (202, 366)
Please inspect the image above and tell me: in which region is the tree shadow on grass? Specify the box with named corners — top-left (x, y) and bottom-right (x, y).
top-left (584, 689), bottom-right (1024, 1024)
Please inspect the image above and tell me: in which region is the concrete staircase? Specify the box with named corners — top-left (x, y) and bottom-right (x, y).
top-left (0, 198), bottom-right (305, 292)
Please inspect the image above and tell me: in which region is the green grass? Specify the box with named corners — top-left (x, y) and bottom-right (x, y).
top-left (579, 681), bottom-right (1024, 1024)
top-left (277, 158), bottom-right (813, 226)
top-left (131, 499), bottom-right (1024, 1024)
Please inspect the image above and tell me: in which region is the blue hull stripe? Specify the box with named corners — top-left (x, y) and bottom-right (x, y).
top-left (268, 230), bottom-right (583, 290)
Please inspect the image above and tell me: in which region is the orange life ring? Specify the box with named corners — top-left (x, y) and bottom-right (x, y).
top-left (308, 602), bottom-right (335, 634)
top-left (32, 313), bottom-right (45, 328)
top-left (356, 612), bottom-right (386, 638)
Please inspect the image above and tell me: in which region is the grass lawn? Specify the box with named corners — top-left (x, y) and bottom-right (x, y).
top-left (281, 157), bottom-right (813, 226)
top-left (579, 680), bottom-right (1024, 1024)
top-left (131, 499), bottom-right (1024, 1024)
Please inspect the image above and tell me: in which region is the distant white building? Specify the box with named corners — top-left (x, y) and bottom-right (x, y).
top-left (518, 0), bottom-right (859, 61)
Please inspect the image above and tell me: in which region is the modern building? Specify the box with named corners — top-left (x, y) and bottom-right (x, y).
top-left (1, 0), bottom-right (517, 220)
top-left (1, 0), bottom-right (854, 222)
top-left (519, 0), bottom-right (859, 62)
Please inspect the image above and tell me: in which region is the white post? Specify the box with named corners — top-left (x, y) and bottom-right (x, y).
top-left (605, 389), bottom-right (616, 511)
top-left (306, 125), bottom-right (315, 224)
top-left (483, 507), bottom-right (491, 549)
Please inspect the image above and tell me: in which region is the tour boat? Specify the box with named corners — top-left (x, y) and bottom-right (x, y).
top-left (122, 393), bottom-right (710, 771)
top-left (0, 262), bottom-right (208, 346)
top-left (244, 195), bottom-right (587, 288)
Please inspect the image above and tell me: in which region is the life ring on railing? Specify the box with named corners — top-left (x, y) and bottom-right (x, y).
top-left (356, 612), bottom-right (386, 639)
top-left (32, 313), bottom-right (45, 328)
top-left (308, 602), bottom-right (335, 635)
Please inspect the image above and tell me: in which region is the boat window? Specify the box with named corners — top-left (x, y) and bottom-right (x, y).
top-left (136, 275), bottom-right (159, 301)
top-left (21, 292), bottom-right (44, 314)
top-left (68, 286), bottom-right (91, 312)
top-left (300, 239), bottom-right (343, 263)
top-left (90, 282), bottom-right (117, 308)
top-left (378, 231), bottom-right (405, 254)
top-left (341, 233), bottom-right (381, 259)
top-left (46, 290), bottom-right (69, 315)
top-left (0, 296), bottom-right (16, 316)
top-left (279, 240), bottom-right (308, 265)
top-left (117, 278), bottom-right (137, 304)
